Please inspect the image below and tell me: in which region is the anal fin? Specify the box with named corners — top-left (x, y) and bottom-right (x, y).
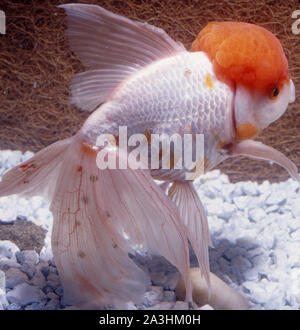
top-left (168, 181), bottom-right (211, 295)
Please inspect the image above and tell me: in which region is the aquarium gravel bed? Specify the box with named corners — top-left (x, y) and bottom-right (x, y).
top-left (0, 150), bottom-right (300, 310)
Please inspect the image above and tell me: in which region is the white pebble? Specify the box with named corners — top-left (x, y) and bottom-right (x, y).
top-left (5, 268), bottom-right (28, 289)
top-left (198, 304), bottom-right (214, 310)
top-left (0, 270), bottom-right (5, 292)
top-left (233, 196), bottom-right (250, 210)
top-left (217, 203), bottom-right (236, 221)
top-left (147, 301), bottom-right (175, 310)
top-left (6, 283), bottom-right (47, 307)
top-left (290, 229), bottom-right (300, 241)
top-left (0, 257), bottom-right (20, 270)
top-left (248, 208), bottom-right (266, 223)
top-left (242, 182), bottom-right (259, 196)
top-left (172, 301), bottom-right (189, 310)
top-left (0, 241), bottom-right (20, 259)
top-left (265, 204), bottom-right (280, 214)
top-left (265, 191), bottom-right (286, 206)
top-left (143, 286), bottom-right (163, 307)
top-left (16, 250), bottom-right (39, 266)
top-left (163, 290), bottom-right (176, 302)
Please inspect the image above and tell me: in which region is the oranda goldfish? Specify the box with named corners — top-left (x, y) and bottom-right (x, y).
top-left (0, 3), bottom-right (299, 309)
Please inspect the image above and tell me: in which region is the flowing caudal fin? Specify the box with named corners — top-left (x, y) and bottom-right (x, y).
top-left (58, 4), bottom-right (185, 112)
top-left (168, 181), bottom-right (211, 297)
top-left (50, 143), bottom-right (193, 308)
top-left (0, 137), bottom-right (194, 307)
top-left (230, 140), bottom-right (300, 182)
top-left (0, 138), bottom-right (72, 200)
top-left (50, 143), bottom-right (150, 307)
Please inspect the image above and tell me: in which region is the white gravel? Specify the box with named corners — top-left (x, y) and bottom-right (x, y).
top-left (0, 149), bottom-right (300, 310)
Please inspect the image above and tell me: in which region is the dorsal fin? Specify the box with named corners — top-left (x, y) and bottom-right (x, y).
top-left (59, 4), bottom-right (185, 112)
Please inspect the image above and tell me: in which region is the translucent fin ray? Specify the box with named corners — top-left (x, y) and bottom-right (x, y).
top-left (168, 181), bottom-right (211, 295)
top-left (230, 140), bottom-right (300, 182)
top-left (59, 3), bottom-right (185, 112)
top-left (0, 138), bottom-right (71, 200)
top-left (50, 144), bottom-right (193, 307)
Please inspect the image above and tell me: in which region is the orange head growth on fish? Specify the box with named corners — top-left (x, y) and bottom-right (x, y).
top-left (191, 21), bottom-right (289, 93)
top-left (192, 21), bottom-right (295, 139)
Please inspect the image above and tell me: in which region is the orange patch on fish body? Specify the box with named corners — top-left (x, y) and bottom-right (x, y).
top-left (217, 140), bottom-right (228, 150)
top-left (144, 129), bottom-right (152, 143)
top-left (204, 157), bottom-right (210, 172)
top-left (205, 73), bottom-right (213, 89)
top-left (81, 142), bottom-right (97, 158)
top-left (236, 123), bottom-right (258, 140)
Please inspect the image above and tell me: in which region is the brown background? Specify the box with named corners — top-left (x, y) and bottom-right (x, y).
top-left (0, 0), bottom-right (299, 183)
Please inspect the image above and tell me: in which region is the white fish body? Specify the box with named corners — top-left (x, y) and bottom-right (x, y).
top-left (81, 50), bottom-right (234, 180)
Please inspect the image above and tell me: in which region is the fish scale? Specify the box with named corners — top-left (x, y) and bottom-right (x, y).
top-left (81, 51), bottom-right (234, 179)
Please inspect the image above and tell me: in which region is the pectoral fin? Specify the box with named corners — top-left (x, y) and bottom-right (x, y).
top-left (230, 139), bottom-right (300, 182)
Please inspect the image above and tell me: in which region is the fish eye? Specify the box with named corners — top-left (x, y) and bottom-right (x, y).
top-left (269, 85), bottom-right (280, 99)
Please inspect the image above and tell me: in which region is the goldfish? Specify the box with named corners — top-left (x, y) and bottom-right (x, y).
top-left (0, 3), bottom-right (299, 309)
